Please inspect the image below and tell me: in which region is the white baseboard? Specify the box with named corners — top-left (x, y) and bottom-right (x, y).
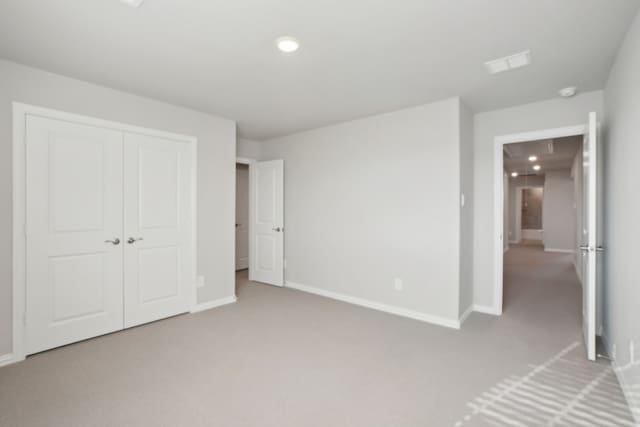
top-left (459, 304), bottom-right (474, 326)
top-left (190, 295), bottom-right (237, 314)
top-left (544, 248), bottom-right (575, 254)
top-left (0, 353), bottom-right (16, 368)
top-left (601, 334), bottom-right (640, 425)
top-left (473, 304), bottom-right (502, 316)
top-left (285, 281), bottom-right (461, 329)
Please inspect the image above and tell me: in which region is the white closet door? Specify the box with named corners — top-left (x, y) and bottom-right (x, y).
top-left (123, 132), bottom-right (194, 328)
top-left (25, 116), bottom-right (124, 355)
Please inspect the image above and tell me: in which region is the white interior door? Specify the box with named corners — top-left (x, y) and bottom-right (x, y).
top-left (250, 160), bottom-right (284, 286)
top-left (25, 116), bottom-right (124, 355)
top-left (581, 112), bottom-right (601, 361)
top-left (123, 132), bottom-right (194, 328)
top-left (235, 165), bottom-right (250, 270)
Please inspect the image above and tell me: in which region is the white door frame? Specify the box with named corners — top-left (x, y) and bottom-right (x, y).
top-left (493, 124), bottom-right (587, 315)
top-left (12, 102), bottom-right (198, 363)
top-left (236, 157), bottom-right (255, 280)
top-left (514, 185), bottom-right (544, 244)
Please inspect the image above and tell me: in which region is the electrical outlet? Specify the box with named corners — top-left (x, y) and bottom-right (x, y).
top-left (394, 278), bottom-right (403, 291)
top-left (196, 276), bottom-right (205, 288)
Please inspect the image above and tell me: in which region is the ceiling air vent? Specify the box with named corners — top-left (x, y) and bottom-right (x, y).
top-left (485, 50), bottom-right (531, 74)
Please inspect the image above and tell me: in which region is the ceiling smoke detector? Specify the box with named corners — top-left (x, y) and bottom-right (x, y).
top-left (559, 86), bottom-right (578, 98)
top-left (485, 50), bottom-right (531, 74)
top-left (120, 0), bottom-right (144, 7)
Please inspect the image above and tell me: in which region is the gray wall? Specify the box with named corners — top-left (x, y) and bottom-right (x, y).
top-left (458, 101), bottom-right (474, 316)
top-left (542, 170), bottom-right (576, 251)
top-left (521, 188), bottom-right (543, 230)
top-left (473, 91), bottom-right (604, 310)
top-left (603, 9), bottom-right (640, 422)
top-left (0, 59), bottom-right (237, 356)
top-left (260, 98), bottom-right (463, 321)
top-left (507, 175), bottom-right (545, 242)
top-left (503, 172), bottom-right (509, 251)
top-left (571, 151), bottom-right (583, 281)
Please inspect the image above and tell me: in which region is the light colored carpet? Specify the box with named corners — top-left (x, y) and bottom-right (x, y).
top-left (0, 245), bottom-right (635, 426)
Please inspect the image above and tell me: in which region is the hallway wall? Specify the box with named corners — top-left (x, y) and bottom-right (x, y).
top-left (542, 169), bottom-right (576, 252)
top-left (603, 8), bottom-right (640, 422)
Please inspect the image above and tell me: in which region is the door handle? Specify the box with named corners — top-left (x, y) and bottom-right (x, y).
top-left (105, 238), bottom-right (120, 245)
top-left (127, 237), bottom-right (144, 244)
top-left (272, 227), bottom-right (282, 232)
top-left (579, 245), bottom-right (591, 252)
top-left (596, 246), bottom-right (604, 252)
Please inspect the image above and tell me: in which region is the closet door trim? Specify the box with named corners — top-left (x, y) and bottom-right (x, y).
top-left (12, 102), bottom-right (198, 363)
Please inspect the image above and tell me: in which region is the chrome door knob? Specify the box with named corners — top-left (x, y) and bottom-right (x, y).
top-left (272, 227), bottom-right (282, 232)
top-left (105, 238), bottom-right (120, 245)
top-left (127, 237), bottom-right (144, 244)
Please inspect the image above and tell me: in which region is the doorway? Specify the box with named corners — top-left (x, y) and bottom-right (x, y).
top-left (235, 157), bottom-right (285, 288)
top-left (235, 162), bottom-right (250, 271)
top-left (493, 115), bottom-right (602, 361)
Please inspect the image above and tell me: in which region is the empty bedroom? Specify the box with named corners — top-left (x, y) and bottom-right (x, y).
top-left (1, 1), bottom-right (639, 426)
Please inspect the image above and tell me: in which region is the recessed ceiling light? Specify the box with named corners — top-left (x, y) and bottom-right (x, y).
top-left (511, 172), bottom-right (519, 177)
top-left (120, 0), bottom-right (144, 8)
top-left (276, 37), bottom-right (300, 53)
top-left (559, 86), bottom-right (578, 98)
top-left (485, 50), bottom-right (531, 74)
top-left (533, 165), bottom-right (542, 171)
top-left (528, 155), bottom-right (538, 162)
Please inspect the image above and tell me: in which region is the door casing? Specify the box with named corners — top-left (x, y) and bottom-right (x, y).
top-left (12, 102), bottom-right (198, 363)
top-left (493, 124), bottom-right (588, 316)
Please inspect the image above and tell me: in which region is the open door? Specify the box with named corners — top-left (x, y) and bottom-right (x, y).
top-left (581, 112), bottom-right (602, 361)
top-left (250, 160), bottom-right (284, 286)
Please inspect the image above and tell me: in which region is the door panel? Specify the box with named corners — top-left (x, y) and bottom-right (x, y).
top-left (25, 116), bottom-right (124, 355)
top-left (581, 112), bottom-right (600, 361)
top-left (250, 160), bottom-right (284, 285)
top-left (123, 132), bottom-right (193, 328)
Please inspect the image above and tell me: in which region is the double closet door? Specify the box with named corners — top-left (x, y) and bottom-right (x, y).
top-left (25, 115), bottom-right (194, 355)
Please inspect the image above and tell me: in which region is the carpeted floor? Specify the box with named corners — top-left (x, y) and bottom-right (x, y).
top-left (0, 244), bottom-right (635, 426)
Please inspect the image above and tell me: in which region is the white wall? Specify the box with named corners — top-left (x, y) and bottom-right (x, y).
top-left (260, 98), bottom-right (464, 322)
top-left (473, 91), bottom-right (603, 309)
top-left (0, 59), bottom-right (237, 356)
top-left (459, 101), bottom-right (474, 316)
top-left (542, 170), bottom-right (576, 252)
top-left (237, 138), bottom-right (262, 159)
top-left (603, 9), bottom-right (640, 422)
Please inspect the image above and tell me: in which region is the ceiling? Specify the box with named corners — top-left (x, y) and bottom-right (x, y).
top-left (504, 135), bottom-right (583, 175)
top-left (0, 0), bottom-right (638, 140)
